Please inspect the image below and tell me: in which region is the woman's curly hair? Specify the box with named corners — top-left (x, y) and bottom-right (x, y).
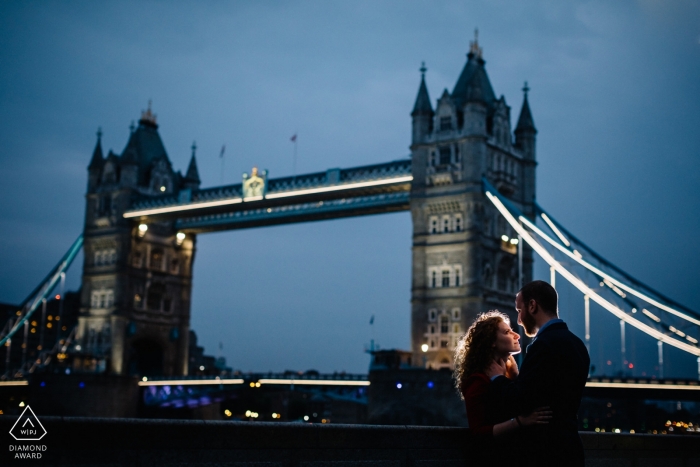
top-left (453, 310), bottom-right (510, 399)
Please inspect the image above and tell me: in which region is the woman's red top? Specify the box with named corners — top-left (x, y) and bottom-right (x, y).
top-left (461, 372), bottom-right (494, 436)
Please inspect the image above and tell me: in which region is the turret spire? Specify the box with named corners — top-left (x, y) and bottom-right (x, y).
top-left (411, 62), bottom-right (433, 116)
top-left (469, 28), bottom-right (482, 58)
top-left (184, 141), bottom-right (201, 188)
top-left (515, 81), bottom-right (536, 133)
top-left (89, 127), bottom-right (104, 169)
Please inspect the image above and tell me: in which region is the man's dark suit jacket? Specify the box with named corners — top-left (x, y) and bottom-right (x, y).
top-left (491, 320), bottom-right (590, 466)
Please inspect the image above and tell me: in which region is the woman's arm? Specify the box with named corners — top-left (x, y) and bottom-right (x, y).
top-left (493, 407), bottom-right (552, 438)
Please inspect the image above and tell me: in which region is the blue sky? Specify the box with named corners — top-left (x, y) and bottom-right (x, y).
top-left (0, 1), bottom-right (698, 376)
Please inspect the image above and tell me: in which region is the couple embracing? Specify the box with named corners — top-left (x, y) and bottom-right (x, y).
top-left (454, 281), bottom-right (590, 466)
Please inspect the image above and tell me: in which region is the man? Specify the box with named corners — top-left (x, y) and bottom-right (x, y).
top-left (487, 280), bottom-right (590, 467)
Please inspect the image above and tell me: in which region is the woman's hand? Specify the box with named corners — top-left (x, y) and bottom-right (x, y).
top-left (518, 407), bottom-right (552, 427)
top-left (505, 355), bottom-right (519, 379)
top-left (484, 358), bottom-right (506, 379)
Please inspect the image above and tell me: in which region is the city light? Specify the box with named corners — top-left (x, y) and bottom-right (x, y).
top-left (421, 344), bottom-right (429, 352)
top-left (396, 383), bottom-right (402, 389)
top-left (501, 235), bottom-right (509, 242)
top-left (176, 232), bottom-right (186, 245)
top-left (138, 224), bottom-right (148, 237)
top-left (642, 309), bottom-right (661, 323)
top-left (509, 238), bottom-right (519, 245)
top-left (257, 378), bottom-right (369, 386)
top-left (160, 186), bottom-right (166, 192)
top-left (137, 378), bottom-right (244, 387)
top-left (303, 415), bottom-right (309, 421)
top-left (224, 409), bottom-right (232, 417)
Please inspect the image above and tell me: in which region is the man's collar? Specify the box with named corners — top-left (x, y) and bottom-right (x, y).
top-left (535, 318), bottom-right (564, 337)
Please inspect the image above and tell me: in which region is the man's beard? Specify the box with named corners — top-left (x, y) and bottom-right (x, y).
top-left (520, 311), bottom-right (538, 337)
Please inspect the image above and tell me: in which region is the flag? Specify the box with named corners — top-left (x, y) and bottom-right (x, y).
top-left (369, 315), bottom-right (374, 325)
top-left (219, 145), bottom-right (226, 158)
top-left (290, 134), bottom-right (297, 142)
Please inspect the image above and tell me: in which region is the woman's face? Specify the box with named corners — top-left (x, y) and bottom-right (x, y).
top-left (493, 320), bottom-right (521, 356)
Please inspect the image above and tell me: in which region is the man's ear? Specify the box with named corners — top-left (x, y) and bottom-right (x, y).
top-left (528, 298), bottom-right (538, 315)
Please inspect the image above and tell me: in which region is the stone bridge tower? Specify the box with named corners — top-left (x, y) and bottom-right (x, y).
top-left (81, 105), bottom-right (201, 376)
top-left (410, 37), bottom-right (537, 369)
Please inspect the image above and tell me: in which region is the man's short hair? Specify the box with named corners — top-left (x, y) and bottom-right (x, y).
top-left (519, 280), bottom-right (558, 315)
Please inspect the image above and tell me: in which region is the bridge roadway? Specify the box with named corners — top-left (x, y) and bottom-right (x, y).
top-left (123, 160), bottom-right (412, 233)
top-left (1, 415), bottom-right (697, 465)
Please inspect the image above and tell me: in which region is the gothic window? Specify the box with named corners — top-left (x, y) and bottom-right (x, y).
top-left (428, 309), bottom-right (437, 322)
top-left (440, 316), bottom-right (449, 334)
top-left (454, 144), bottom-right (460, 163)
top-left (94, 251), bottom-right (102, 266)
top-left (429, 216), bottom-right (438, 234)
top-left (98, 196), bottom-right (112, 217)
top-left (163, 298), bottom-right (172, 312)
top-left (430, 325), bottom-right (435, 334)
top-left (170, 258), bottom-right (180, 274)
top-left (109, 249), bottom-right (117, 264)
top-left (452, 308), bottom-right (460, 320)
top-left (455, 267), bottom-right (461, 287)
top-left (431, 271), bottom-right (437, 288)
top-left (91, 289), bottom-right (113, 309)
top-left (430, 339), bottom-right (436, 349)
top-left (442, 216), bottom-right (450, 233)
top-left (453, 323), bottom-right (460, 334)
top-left (454, 215), bottom-right (462, 232)
top-left (147, 283), bottom-right (165, 311)
top-left (439, 146), bottom-right (451, 165)
top-left (133, 251), bottom-right (143, 268)
top-left (440, 340), bottom-right (449, 348)
top-left (134, 294), bottom-right (142, 308)
top-left (441, 270), bottom-right (450, 287)
top-left (150, 249), bottom-right (164, 271)
top-left (440, 117), bottom-right (452, 132)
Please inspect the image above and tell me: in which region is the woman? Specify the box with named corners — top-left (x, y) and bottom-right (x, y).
top-left (454, 311), bottom-right (551, 460)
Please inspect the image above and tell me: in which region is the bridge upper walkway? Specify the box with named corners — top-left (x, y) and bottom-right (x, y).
top-left (124, 159), bottom-right (412, 232)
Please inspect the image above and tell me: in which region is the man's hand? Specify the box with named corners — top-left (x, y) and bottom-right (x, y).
top-left (505, 355), bottom-right (519, 379)
top-left (485, 358), bottom-right (506, 379)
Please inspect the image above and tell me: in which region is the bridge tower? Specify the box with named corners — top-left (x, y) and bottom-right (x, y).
top-left (410, 36), bottom-right (537, 368)
top-left (80, 105), bottom-right (199, 376)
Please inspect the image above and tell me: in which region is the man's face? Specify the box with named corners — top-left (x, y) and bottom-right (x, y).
top-left (515, 292), bottom-right (538, 337)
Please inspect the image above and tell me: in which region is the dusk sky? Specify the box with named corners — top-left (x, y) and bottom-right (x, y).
top-left (1, 1), bottom-right (698, 376)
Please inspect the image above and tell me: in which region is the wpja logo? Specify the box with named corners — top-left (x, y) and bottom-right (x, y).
top-left (8, 405), bottom-right (47, 459)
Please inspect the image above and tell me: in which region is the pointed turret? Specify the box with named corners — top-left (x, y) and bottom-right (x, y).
top-left (412, 63), bottom-right (433, 117)
top-left (183, 142), bottom-right (201, 189)
top-left (89, 128), bottom-right (104, 169)
top-left (452, 30), bottom-right (496, 110)
top-left (411, 62), bottom-right (434, 144)
top-left (87, 128), bottom-right (104, 192)
top-left (515, 82), bottom-right (536, 134)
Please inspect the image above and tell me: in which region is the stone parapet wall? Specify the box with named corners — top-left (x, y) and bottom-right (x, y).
top-left (2, 417), bottom-right (699, 466)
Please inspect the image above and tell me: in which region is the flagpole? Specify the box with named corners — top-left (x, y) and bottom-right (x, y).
top-left (219, 144), bottom-right (226, 186)
top-left (293, 134), bottom-right (297, 178)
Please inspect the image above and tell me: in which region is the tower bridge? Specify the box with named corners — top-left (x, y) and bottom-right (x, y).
top-left (2, 35), bottom-right (700, 397)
